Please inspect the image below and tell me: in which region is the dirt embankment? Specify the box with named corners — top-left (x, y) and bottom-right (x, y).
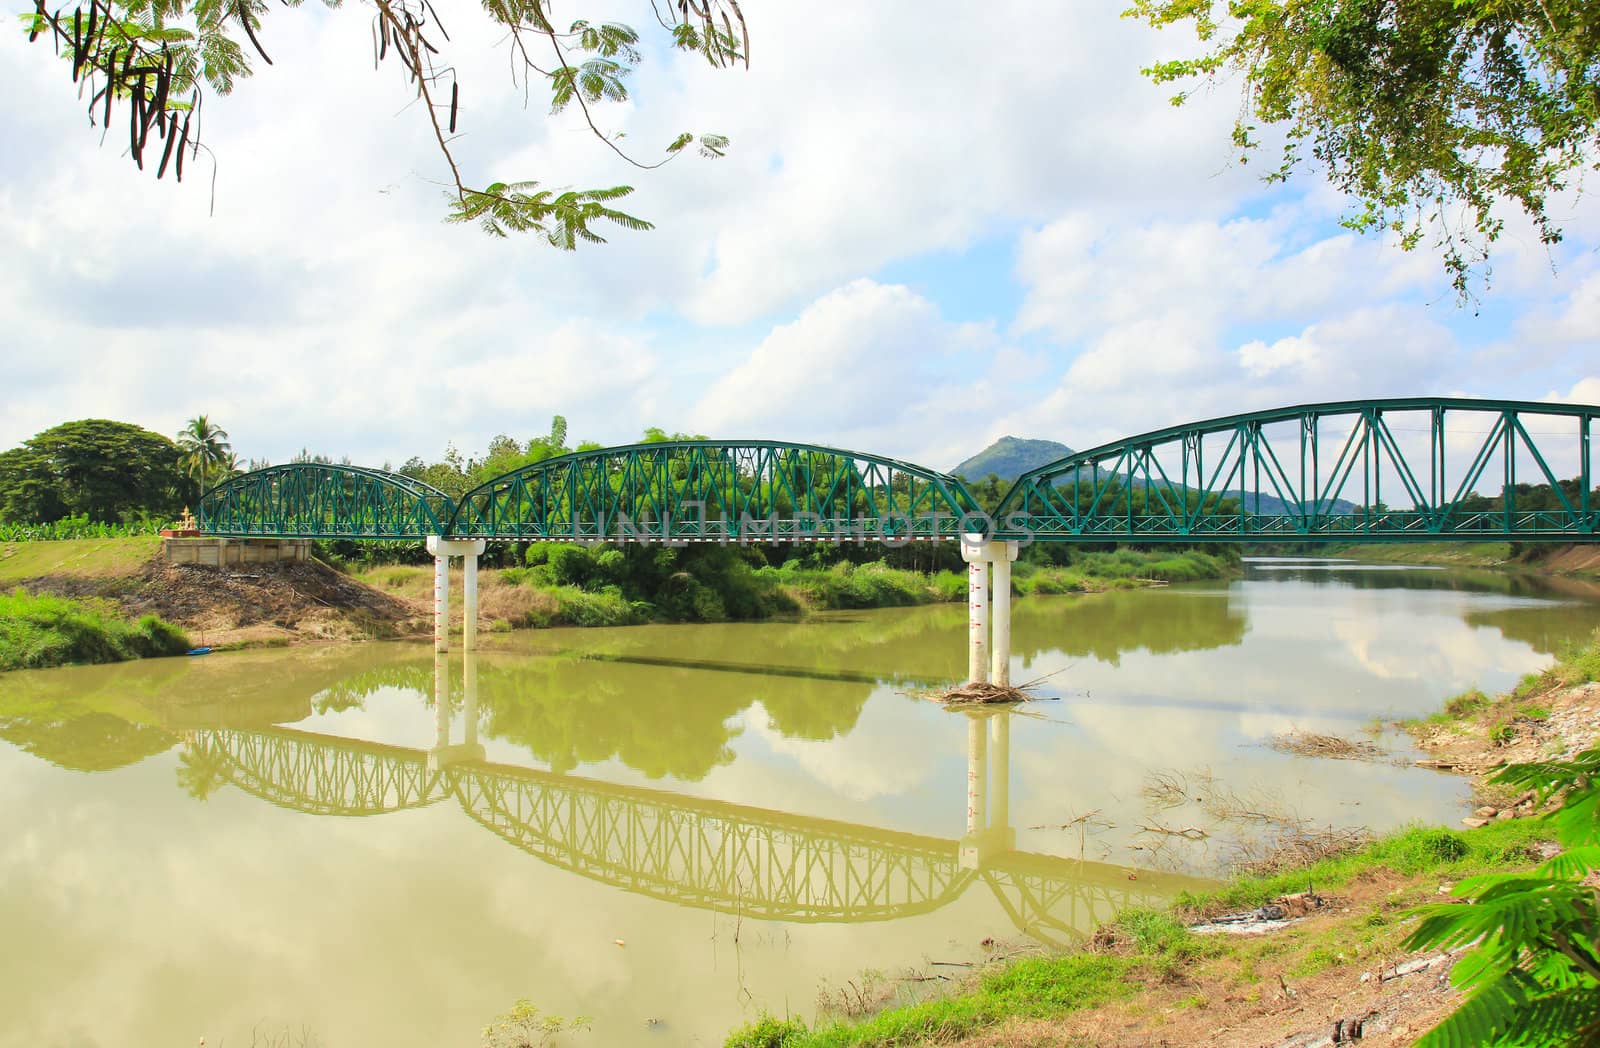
top-left (1533, 544), bottom-right (1600, 574)
top-left (18, 550), bottom-right (428, 649)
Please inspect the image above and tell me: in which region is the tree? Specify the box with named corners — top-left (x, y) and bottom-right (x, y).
top-left (1124, 0), bottom-right (1600, 296)
top-left (176, 414), bottom-right (231, 492)
top-left (0, 418), bottom-right (194, 523)
top-left (20, 0), bottom-right (747, 245)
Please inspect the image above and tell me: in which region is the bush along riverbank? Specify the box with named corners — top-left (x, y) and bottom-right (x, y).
top-left (358, 544), bottom-right (1242, 629)
top-left (0, 589), bottom-right (190, 671)
top-left (725, 631), bottom-right (1600, 1048)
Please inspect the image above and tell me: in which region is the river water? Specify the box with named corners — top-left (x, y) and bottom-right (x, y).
top-left (3, 558), bottom-right (1599, 1047)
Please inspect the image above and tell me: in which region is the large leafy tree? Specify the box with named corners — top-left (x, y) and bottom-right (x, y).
top-left (176, 414), bottom-right (231, 492)
top-left (0, 418), bottom-right (195, 523)
top-left (20, 0), bottom-right (746, 244)
top-left (1124, 0), bottom-right (1600, 295)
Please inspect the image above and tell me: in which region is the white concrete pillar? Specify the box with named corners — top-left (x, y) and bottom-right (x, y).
top-left (962, 535), bottom-right (990, 685)
top-left (965, 715), bottom-right (989, 836)
top-left (989, 712), bottom-right (1010, 831)
top-left (991, 555), bottom-right (1012, 686)
top-left (431, 546), bottom-right (450, 653)
top-left (426, 537), bottom-right (487, 654)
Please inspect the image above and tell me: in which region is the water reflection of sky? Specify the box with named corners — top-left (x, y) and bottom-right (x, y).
top-left (3, 560), bottom-right (1600, 1046)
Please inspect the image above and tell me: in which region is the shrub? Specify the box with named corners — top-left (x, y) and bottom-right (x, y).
top-left (724, 1015), bottom-right (808, 1048)
top-left (0, 590), bottom-right (191, 670)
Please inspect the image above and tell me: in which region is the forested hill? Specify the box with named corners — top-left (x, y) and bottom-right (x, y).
top-left (951, 437), bottom-right (1074, 482)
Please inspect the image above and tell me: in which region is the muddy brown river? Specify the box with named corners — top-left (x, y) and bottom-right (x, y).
top-left (3, 558), bottom-right (1599, 1046)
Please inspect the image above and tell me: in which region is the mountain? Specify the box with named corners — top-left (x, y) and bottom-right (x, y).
top-left (951, 437), bottom-right (1074, 482)
top-left (952, 436), bottom-right (1358, 514)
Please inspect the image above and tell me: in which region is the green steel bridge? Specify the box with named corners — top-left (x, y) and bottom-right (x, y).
top-left (198, 398), bottom-right (1600, 545)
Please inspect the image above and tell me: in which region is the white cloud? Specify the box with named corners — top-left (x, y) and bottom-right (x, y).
top-left (0, 0), bottom-right (1597, 469)
top-left (689, 279), bottom-right (1014, 465)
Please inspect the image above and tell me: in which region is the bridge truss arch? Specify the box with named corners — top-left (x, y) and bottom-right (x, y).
top-left (447, 440), bottom-right (984, 543)
top-left (994, 397), bottom-right (1600, 543)
top-left (198, 463), bottom-right (454, 539)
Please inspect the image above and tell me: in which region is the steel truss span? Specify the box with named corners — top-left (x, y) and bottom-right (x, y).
top-left (448, 440), bottom-right (984, 543)
top-left (994, 398), bottom-right (1599, 543)
top-left (198, 463), bottom-right (454, 539)
top-left (195, 399), bottom-right (1600, 543)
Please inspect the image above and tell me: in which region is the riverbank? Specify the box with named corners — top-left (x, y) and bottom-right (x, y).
top-left (0, 539), bottom-right (1238, 666)
top-left (1, 537), bottom-right (425, 654)
top-left (0, 590), bottom-right (190, 671)
top-left (726, 629), bottom-right (1600, 1047)
top-left (1315, 541), bottom-right (1600, 575)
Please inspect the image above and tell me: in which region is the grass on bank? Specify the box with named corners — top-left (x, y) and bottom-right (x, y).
top-left (0, 535), bottom-right (162, 586)
top-left (1408, 628), bottom-right (1600, 738)
top-left (724, 820), bottom-right (1553, 1048)
top-left (0, 589), bottom-right (190, 671)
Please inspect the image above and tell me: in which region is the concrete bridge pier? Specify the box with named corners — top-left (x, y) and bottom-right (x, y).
top-left (961, 536), bottom-right (1020, 686)
top-left (425, 536), bottom-right (487, 653)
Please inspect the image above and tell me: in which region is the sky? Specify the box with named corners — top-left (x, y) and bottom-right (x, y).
top-left (2, 0), bottom-right (1597, 474)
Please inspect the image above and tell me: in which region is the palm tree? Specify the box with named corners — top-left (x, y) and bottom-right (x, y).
top-left (176, 415), bottom-right (231, 493)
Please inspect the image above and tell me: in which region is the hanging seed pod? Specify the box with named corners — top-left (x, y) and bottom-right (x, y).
top-left (102, 47), bottom-right (116, 126)
top-left (130, 89), bottom-right (144, 167)
top-left (448, 80), bottom-right (458, 133)
top-left (176, 109), bottom-right (190, 181)
top-left (28, 0), bottom-right (45, 42)
top-left (71, 8), bottom-right (83, 80)
top-left (83, 2), bottom-right (97, 58)
top-left (151, 49), bottom-right (171, 114)
top-left (156, 114), bottom-right (179, 178)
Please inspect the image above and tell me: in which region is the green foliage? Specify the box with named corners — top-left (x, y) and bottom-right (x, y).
top-left (0, 589), bottom-right (190, 671)
top-left (24, 0), bottom-right (743, 241)
top-left (0, 514), bottom-right (163, 541)
top-left (787, 953), bottom-right (1140, 1047)
top-left (0, 419), bottom-right (195, 525)
top-left (481, 999), bottom-right (590, 1048)
top-left (1407, 746), bottom-right (1600, 1047)
top-left (175, 415), bottom-right (232, 492)
top-left (1443, 687), bottom-right (1492, 719)
top-left (764, 561), bottom-right (936, 610)
top-left (1125, 0), bottom-right (1600, 295)
top-left (724, 1015), bottom-right (808, 1048)
top-left (1178, 821), bottom-right (1546, 913)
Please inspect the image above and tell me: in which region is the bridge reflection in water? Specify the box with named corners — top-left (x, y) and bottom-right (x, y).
top-left (182, 653), bottom-right (1195, 945)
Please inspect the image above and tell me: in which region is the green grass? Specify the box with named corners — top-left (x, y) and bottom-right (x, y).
top-left (0, 536), bottom-right (162, 585)
top-left (1174, 821), bottom-right (1548, 913)
top-left (748, 953), bottom-right (1143, 1048)
top-left (725, 820), bottom-right (1557, 1048)
top-left (0, 589), bottom-right (190, 671)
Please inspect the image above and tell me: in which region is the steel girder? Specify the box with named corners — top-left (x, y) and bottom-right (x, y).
top-left (197, 463), bottom-right (453, 539)
top-left (993, 397), bottom-right (1600, 543)
top-left (448, 440), bottom-right (984, 543)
